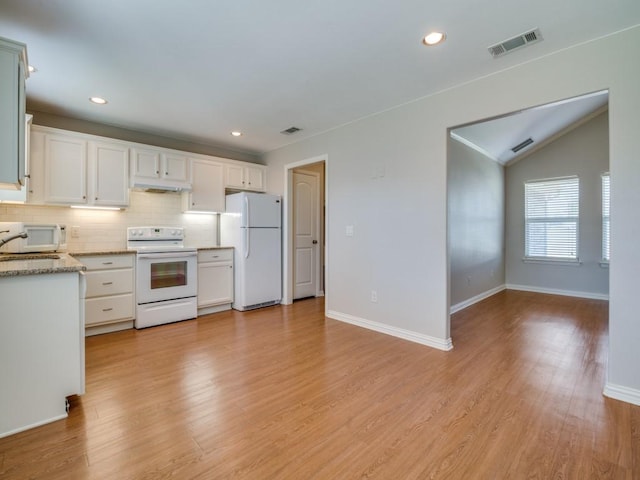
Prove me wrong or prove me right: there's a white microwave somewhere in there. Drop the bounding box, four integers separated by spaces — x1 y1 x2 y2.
0 222 66 253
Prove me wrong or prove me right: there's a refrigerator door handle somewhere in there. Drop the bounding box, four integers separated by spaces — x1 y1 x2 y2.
244 195 250 228
244 228 250 259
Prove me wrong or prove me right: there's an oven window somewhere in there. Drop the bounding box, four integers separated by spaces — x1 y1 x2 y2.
150 261 188 289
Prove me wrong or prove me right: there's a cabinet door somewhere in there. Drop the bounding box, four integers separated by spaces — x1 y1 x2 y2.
225 164 245 189
44 134 87 204
188 159 224 212
26 129 45 204
131 148 161 180
92 142 129 206
0 39 27 189
162 153 188 181
198 262 233 307
246 166 265 191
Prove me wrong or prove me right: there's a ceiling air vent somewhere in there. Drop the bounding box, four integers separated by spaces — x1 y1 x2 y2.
511 137 534 153
488 28 542 58
280 126 302 135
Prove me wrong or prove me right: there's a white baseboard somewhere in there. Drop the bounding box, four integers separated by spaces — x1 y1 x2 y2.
326 310 453 351
506 284 609 301
603 382 640 406
0 412 68 439
450 284 506 314
85 320 134 337
198 303 232 316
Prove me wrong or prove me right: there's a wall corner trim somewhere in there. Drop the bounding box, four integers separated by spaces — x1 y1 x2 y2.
326 310 453 351
603 382 640 407
450 284 506 314
505 284 609 301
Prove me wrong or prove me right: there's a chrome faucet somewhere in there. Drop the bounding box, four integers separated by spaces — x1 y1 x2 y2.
0 231 28 247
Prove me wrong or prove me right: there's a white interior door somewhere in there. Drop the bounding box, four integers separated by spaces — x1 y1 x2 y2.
293 171 319 299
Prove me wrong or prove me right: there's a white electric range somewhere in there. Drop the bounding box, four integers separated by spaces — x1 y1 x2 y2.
127 226 197 329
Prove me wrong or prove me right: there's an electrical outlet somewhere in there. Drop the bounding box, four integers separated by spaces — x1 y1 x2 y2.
345 225 354 237
371 290 378 303
71 226 80 238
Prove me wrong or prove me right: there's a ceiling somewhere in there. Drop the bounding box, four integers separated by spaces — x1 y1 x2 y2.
451 90 609 165
1 1 639 156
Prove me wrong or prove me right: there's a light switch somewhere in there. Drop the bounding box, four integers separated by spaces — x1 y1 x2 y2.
345 225 354 237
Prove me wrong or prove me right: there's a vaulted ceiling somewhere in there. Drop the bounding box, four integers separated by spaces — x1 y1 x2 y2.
1 1 638 156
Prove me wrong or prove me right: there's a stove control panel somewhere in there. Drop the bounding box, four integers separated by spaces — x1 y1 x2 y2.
127 226 185 241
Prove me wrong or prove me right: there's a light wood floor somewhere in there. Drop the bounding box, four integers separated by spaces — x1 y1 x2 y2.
1 291 638 479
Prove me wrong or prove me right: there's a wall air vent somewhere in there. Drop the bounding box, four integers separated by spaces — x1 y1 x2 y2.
511 137 534 153
488 28 543 58
280 126 302 135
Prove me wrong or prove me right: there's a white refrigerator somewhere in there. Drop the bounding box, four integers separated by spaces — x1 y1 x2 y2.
220 192 282 311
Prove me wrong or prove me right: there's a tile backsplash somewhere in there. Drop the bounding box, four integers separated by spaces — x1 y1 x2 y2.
0 191 217 252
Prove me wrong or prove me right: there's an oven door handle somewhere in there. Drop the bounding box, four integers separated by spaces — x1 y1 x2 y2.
137 252 197 259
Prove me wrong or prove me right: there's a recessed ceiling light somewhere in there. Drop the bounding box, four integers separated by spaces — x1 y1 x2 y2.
423 31 446 46
89 96 108 105
28 65 37 73
231 131 242 137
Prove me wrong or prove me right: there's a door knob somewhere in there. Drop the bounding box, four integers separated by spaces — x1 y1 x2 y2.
312 240 318 244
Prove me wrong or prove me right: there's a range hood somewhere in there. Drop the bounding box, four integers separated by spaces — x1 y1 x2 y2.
130 182 190 193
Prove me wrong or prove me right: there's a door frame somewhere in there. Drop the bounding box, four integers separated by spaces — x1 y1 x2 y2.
282 154 328 308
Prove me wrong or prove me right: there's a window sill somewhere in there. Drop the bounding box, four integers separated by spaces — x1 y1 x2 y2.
522 257 581 267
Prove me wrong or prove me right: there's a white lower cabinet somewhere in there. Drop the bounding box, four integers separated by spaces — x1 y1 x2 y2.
197 248 233 315
81 253 135 335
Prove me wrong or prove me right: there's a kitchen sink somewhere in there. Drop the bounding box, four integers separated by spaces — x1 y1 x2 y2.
0 254 61 262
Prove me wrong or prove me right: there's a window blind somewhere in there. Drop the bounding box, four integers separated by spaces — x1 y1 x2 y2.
602 173 610 262
524 176 579 260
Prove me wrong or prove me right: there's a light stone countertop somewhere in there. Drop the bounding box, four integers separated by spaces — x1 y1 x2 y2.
0 253 86 277
69 250 133 257
0 246 234 277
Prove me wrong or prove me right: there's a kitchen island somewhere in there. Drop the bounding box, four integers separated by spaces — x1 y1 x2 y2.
0 253 85 438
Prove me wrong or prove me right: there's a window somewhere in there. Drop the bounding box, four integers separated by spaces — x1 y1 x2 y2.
524 176 579 261
602 173 610 262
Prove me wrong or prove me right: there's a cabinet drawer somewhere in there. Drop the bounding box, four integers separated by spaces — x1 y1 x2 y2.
198 249 233 263
85 294 134 326
85 269 133 297
81 254 134 270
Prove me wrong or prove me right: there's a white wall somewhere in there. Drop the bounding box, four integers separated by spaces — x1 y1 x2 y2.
448 138 505 308
505 111 609 298
264 26 640 403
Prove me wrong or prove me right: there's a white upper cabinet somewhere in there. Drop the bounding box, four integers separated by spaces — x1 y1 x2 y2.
130 148 159 179
0 37 28 190
91 142 129 207
33 127 129 207
224 163 266 192
130 148 190 190
182 158 225 213
44 134 88 204
163 153 189 182
26 125 266 205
